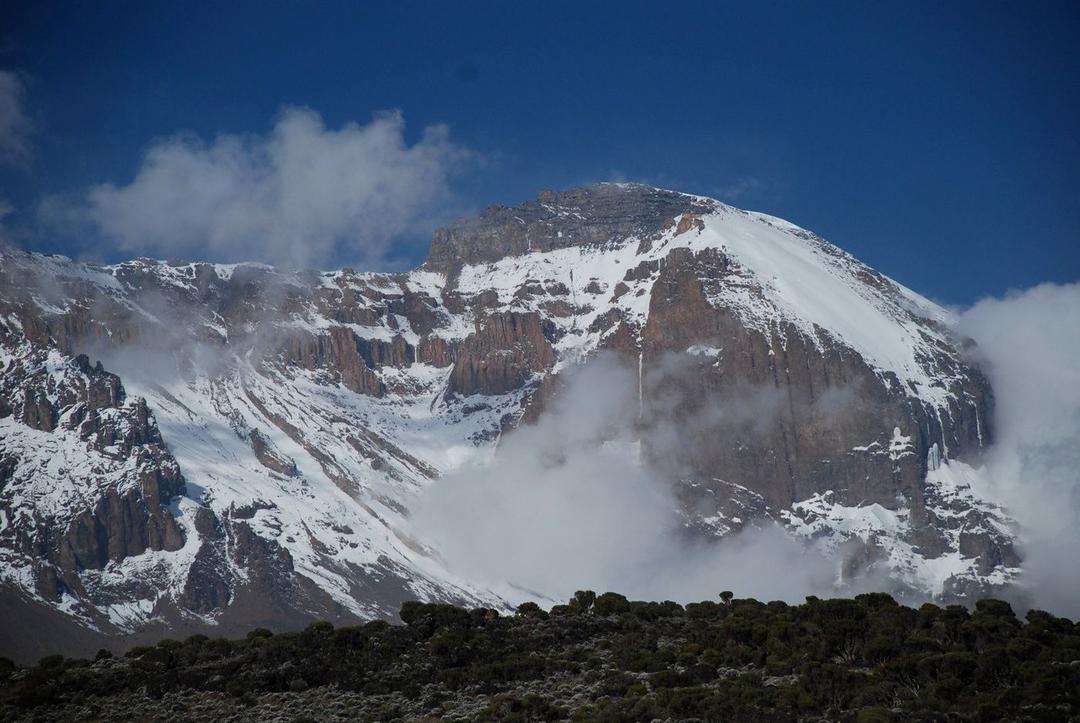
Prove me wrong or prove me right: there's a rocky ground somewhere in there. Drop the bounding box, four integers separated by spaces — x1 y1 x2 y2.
2 592 1077 722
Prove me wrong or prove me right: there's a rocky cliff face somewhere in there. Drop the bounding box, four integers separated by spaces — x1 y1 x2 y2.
0 323 182 604
426 185 714 270
0 184 1018 659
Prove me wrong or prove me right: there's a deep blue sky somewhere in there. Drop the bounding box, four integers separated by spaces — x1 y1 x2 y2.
2 1 1078 304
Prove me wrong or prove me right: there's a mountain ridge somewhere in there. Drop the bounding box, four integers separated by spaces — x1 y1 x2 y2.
0 183 1018 661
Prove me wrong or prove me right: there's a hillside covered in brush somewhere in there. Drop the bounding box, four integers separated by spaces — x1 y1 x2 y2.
1 593 1077 722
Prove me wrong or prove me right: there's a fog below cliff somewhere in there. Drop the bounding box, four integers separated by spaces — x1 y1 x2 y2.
416 284 1080 616
413 357 875 606
957 282 1080 617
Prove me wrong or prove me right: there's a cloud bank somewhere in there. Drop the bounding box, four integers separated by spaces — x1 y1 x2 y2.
42 108 468 268
957 282 1080 617
413 357 846 606
416 284 1080 615
0 70 32 167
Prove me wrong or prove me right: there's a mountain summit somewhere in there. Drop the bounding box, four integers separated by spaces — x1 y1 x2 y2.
425 184 715 268
0 184 1016 660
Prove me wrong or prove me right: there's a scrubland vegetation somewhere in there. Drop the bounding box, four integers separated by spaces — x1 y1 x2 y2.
2 592 1078 721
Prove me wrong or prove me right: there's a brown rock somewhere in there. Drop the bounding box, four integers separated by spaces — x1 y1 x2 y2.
674 213 705 236
416 335 455 367
249 429 300 477
426 184 717 271
447 312 555 396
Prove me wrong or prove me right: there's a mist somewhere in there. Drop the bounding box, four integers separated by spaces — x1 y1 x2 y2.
956 282 1080 617
415 281 1080 613
412 356 846 606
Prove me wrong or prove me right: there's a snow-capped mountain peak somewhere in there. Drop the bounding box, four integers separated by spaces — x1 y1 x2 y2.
0 184 1016 659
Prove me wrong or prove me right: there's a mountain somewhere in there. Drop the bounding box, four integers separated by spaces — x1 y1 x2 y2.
0 183 1018 661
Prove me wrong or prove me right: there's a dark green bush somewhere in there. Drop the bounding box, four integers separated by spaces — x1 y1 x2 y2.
594 591 631 616
2 592 1078 721
515 601 548 619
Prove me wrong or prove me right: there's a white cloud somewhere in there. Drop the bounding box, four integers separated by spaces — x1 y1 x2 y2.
412 356 843 605
43 108 469 268
956 283 1080 616
0 70 32 167
415 286 1080 613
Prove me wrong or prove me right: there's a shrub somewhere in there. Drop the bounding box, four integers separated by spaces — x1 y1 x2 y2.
855 592 898 610
515 601 548 619
399 601 471 634
856 706 895 722
974 599 1016 621
685 600 722 619
5 591 1079 720
303 620 335 638
650 669 692 688
37 655 64 669
593 592 630 616
570 590 596 613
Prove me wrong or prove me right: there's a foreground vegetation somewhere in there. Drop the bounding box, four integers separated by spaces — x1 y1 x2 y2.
1 592 1078 721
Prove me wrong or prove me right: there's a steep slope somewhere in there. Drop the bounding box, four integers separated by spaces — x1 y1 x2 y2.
0 258 504 660
0 184 1017 657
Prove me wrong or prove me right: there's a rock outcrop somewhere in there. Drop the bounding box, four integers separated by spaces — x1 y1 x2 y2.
426 184 714 271
0 328 188 608
447 312 555 397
